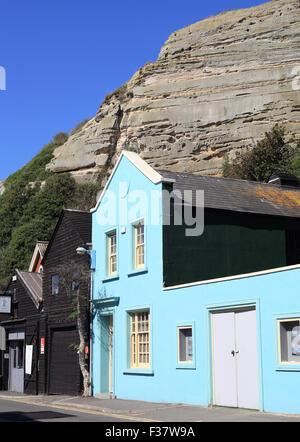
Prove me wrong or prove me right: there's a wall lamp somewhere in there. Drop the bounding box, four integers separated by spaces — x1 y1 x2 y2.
76 245 96 270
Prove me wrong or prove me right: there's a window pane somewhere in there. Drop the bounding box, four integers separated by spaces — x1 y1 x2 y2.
18 342 24 369
179 327 193 362
134 223 145 268
72 271 79 291
13 348 17 368
52 275 59 295
108 232 117 275
280 320 300 363
130 310 150 368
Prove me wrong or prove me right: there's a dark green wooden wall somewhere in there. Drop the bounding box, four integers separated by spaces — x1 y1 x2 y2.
163 206 300 287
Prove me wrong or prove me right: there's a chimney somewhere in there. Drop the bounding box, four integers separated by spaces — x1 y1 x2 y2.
268 172 300 188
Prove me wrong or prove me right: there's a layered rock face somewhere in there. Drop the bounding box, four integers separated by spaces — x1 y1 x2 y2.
47 0 300 184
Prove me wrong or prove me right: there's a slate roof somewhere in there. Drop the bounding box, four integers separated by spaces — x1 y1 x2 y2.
15 269 43 309
158 170 300 219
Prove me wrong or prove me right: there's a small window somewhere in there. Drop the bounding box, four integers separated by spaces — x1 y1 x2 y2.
13 342 24 369
130 310 150 368
18 342 24 369
107 231 117 276
178 326 193 363
52 274 59 295
278 318 300 364
72 271 80 291
134 222 144 269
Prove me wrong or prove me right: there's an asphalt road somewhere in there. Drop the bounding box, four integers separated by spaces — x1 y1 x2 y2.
0 397 133 422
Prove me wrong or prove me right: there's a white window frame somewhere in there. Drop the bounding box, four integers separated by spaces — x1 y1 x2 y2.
106 230 117 276
176 321 196 369
277 317 300 365
130 310 150 369
133 221 145 270
177 326 193 364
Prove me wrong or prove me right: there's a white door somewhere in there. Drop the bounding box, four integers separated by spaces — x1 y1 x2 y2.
212 308 259 409
9 340 24 393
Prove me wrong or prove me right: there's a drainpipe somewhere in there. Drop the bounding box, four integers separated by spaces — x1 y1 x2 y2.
89 250 96 397
89 259 94 396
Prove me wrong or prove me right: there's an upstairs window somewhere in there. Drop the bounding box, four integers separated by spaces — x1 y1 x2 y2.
107 231 117 276
52 274 59 295
134 222 145 269
72 271 80 291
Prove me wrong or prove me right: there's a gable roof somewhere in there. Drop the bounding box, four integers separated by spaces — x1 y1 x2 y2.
158 170 300 218
28 241 49 272
15 269 43 309
41 209 92 265
91 150 175 212
91 150 300 219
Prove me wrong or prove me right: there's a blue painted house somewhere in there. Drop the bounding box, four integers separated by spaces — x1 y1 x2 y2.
91 150 300 415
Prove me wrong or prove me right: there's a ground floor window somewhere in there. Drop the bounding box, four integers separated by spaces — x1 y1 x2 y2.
278 318 300 364
178 326 193 363
130 310 150 368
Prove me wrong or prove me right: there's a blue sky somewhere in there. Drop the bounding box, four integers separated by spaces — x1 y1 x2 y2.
0 0 267 180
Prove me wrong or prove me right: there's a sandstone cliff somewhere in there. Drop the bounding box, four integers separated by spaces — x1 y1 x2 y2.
47 0 300 184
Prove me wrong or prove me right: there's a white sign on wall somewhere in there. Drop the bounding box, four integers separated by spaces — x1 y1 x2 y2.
0 296 11 314
25 345 33 375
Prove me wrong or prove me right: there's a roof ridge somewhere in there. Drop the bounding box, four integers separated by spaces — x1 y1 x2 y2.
157 169 300 191
15 269 43 309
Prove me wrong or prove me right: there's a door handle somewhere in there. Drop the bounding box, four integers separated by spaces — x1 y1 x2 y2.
231 350 239 356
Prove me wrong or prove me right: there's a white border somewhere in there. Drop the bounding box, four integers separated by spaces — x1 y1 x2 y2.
91 150 174 213
163 264 300 291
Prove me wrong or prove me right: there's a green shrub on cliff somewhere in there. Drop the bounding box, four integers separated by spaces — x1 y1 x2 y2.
0 134 100 290
223 125 300 182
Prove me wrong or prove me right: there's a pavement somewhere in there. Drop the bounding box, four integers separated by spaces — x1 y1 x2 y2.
1 391 300 422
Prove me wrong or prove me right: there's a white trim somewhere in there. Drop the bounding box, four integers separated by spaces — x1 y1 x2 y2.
28 242 48 272
123 151 164 185
163 264 300 291
90 150 174 213
28 244 41 272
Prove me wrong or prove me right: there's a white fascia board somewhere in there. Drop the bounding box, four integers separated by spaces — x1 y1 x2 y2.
90 150 174 213
122 151 163 184
28 244 40 272
163 263 300 291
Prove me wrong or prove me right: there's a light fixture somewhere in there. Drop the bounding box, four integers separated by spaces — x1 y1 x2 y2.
76 245 96 270
76 247 89 255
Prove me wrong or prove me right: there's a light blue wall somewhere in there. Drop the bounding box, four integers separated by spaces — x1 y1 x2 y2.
92 154 300 415
92 155 164 396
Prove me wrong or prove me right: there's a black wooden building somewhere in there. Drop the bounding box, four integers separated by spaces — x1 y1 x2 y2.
0 209 92 396
40 209 92 395
0 269 44 394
